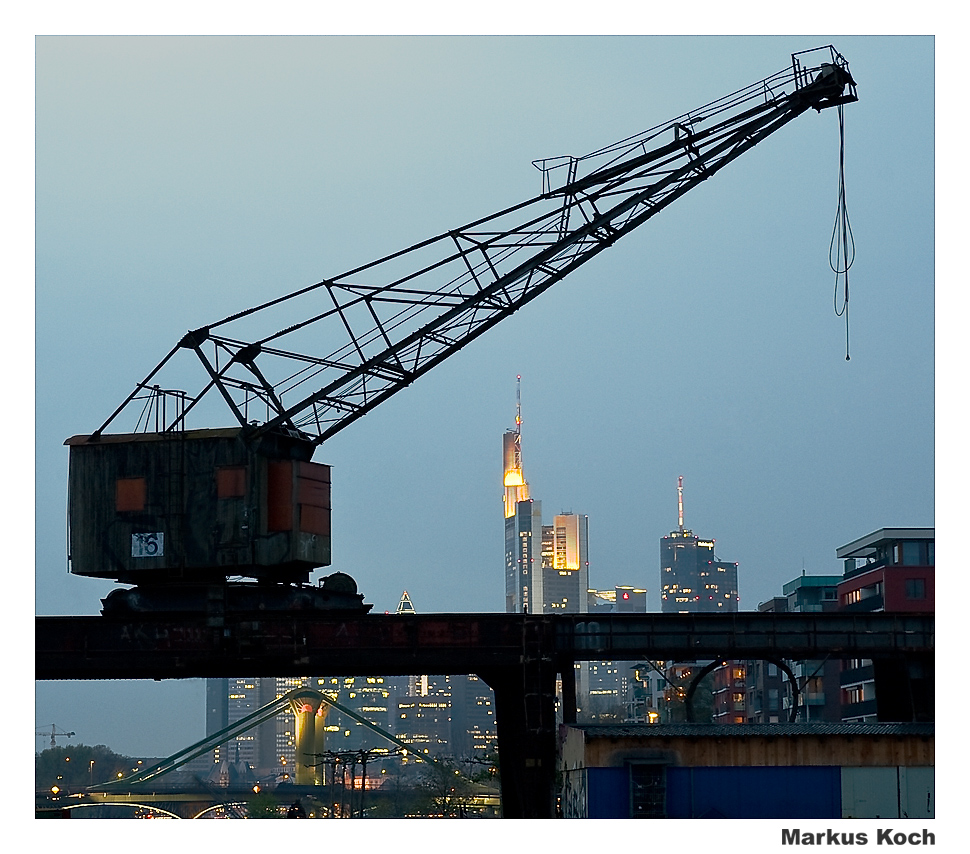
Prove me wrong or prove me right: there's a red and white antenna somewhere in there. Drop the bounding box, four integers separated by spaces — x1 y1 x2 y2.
515 375 522 434
677 475 685 531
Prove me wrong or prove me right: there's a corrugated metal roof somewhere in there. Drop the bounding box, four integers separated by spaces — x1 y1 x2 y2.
570 722 934 739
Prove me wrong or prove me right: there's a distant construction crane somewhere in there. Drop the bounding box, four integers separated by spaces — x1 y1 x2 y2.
37 724 75 748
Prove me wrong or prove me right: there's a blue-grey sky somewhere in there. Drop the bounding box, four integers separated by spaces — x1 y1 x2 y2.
32 35 935 759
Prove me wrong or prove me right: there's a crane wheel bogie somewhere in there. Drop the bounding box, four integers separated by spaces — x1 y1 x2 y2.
100 574 372 617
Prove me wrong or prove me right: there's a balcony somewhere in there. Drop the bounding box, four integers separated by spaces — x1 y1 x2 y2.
841 698 878 720
841 595 884 613
842 557 889 580
840 664 875 687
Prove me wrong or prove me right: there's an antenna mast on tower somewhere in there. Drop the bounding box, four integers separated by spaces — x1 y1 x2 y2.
677 476 685 532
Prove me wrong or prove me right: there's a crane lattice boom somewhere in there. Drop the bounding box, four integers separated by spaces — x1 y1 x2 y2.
93 47 856 447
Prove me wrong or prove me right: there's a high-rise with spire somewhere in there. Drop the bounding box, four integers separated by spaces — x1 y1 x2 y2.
660 476 739 613
503 375 530 517
504 376 540 613
503 377 588 614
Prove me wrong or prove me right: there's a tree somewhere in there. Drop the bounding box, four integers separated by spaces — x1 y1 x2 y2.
246 791 283 818
417 756 476 817
662 669 716 723
36 744 137 794
465 751 500 786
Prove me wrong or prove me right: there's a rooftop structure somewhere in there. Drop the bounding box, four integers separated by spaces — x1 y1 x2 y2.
836 527 935 563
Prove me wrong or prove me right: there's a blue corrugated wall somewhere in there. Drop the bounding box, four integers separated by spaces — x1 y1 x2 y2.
586 767 630 818
586 765 843 818
664 766 842 818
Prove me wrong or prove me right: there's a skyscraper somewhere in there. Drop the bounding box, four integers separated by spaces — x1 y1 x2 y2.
660 477 739 613
585 587 651 723
501 378 600 723
396 590 416 615
204 676 264 770
656 477 740 723
543 513 589 612
502 375 529 519
504 377 537 613
503 378 589 615
505 498 543 614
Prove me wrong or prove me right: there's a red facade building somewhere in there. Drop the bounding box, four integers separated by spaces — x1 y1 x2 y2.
836 528 934 722
837 529 934 614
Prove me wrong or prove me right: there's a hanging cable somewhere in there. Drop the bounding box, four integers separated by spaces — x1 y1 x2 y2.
829 103 855 360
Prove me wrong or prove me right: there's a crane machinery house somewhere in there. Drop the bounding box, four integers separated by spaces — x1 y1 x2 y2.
65 428 337 604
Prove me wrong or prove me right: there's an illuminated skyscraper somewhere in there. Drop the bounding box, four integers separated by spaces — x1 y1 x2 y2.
504 376 538 613
503 378 589 614
584 587 650 723
660 477 739 613
202 675 307 777
503 376 529 517
657 477 740 723
541 513 589 613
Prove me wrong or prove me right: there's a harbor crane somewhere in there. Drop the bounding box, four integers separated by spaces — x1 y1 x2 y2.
64 46 856 613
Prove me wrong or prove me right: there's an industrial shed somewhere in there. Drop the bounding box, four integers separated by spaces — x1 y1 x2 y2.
558 722 934 819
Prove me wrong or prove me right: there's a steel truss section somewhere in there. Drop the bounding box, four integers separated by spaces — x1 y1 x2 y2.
92 47 855 444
